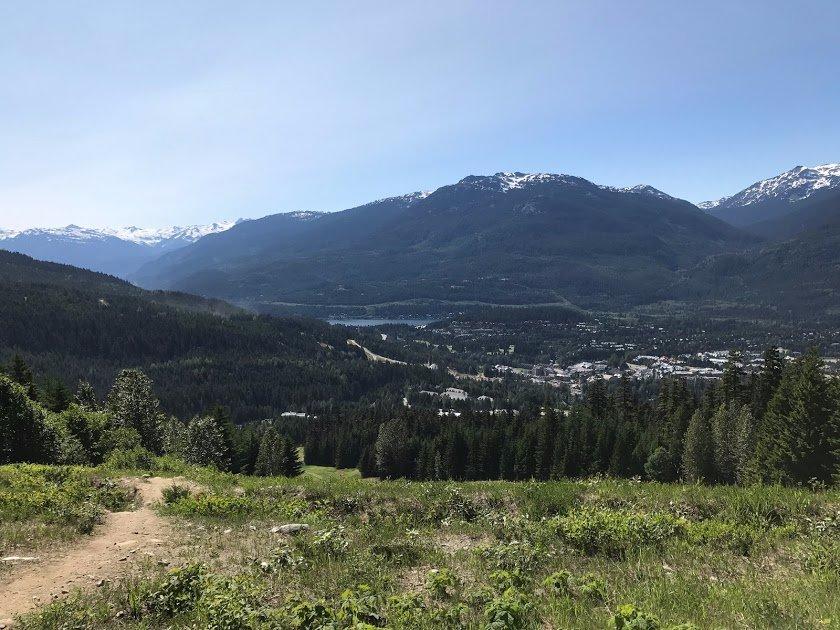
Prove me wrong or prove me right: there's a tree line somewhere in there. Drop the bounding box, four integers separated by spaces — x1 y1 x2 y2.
0 356 302 477
306 348 840 486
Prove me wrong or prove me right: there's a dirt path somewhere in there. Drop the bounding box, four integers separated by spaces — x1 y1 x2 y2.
0 476 184 626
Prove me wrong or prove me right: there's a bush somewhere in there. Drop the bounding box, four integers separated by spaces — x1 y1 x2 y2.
552 508 685 557
104 447 156 471
162 483 191 504
611 604 661 630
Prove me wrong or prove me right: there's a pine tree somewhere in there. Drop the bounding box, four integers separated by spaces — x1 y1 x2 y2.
720 351 744 405
107 369 164 454
8 354 37 400
74 380 99 410
751 347 785 420
183 416 230 470
733 405 755 485
0 374 53 463
751 351 839 484
281 437 303 477
711 404 738 484
254 426 283 476
682 409 715 483
42 378 72 413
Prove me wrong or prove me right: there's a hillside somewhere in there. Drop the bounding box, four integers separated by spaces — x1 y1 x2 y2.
701 163 840 228
134 173 750 310
747 188 840 240
0 221 237 278
0 251 426 422
5 464 839 629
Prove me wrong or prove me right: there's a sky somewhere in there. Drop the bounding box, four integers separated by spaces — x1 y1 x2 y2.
1 1 839 230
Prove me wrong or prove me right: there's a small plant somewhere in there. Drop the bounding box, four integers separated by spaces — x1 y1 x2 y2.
162 483 191 504
483 587 532 630
146 563 206 616
426 567 459 599
542 570 573 595
611 604 661 629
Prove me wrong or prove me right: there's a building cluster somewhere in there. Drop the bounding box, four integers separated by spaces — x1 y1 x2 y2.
494 348 825 396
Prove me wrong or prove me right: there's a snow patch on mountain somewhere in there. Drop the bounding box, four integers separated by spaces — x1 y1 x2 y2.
701 163 840 210
0 221 240 246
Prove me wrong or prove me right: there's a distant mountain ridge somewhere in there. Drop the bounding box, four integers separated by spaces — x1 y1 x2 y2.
0 220 239 277
133 171 750 310
700 163 840 227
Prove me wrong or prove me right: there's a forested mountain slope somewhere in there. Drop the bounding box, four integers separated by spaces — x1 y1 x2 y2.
134 173 751 310
0 251 428 422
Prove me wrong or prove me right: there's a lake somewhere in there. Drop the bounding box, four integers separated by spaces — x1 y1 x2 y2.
325 318 437 327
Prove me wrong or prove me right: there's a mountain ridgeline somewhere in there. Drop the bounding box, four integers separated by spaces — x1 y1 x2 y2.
5 165 840 318
132 173 751 310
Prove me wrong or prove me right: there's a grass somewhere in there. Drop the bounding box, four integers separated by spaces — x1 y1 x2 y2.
6 462 840 629
0 464 131 554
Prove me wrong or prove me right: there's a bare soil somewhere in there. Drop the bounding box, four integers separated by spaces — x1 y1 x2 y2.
0 476 185 626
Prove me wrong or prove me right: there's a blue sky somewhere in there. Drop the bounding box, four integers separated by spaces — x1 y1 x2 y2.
1 1 839 230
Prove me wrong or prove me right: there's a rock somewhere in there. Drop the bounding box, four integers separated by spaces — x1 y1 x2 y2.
270 523 310 535
96 579 106 587
157 559 170 566
223 528 232 535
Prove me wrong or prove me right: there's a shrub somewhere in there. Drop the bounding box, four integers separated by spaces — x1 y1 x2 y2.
426 567 459 599
552 508 685 557
104 446 156 471
483 587 532 630
162 483 191 504
611 604 661 630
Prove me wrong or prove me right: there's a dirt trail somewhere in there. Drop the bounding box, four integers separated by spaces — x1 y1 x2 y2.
0 476 185 626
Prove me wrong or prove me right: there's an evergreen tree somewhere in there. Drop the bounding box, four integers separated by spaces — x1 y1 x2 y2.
733 405 756 485
183 416 231 470
375 418 415 479
107 369 164 454
682 409 715 482
0 374 55 463
254 426 283 476
751 347 785 420
711 404 738 484
720 351 744 405
280 437 303 477
74 380 99 410
42 378 72 413
751 352 839 484
8 354 37 400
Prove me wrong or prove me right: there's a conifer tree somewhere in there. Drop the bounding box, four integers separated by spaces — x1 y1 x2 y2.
280 437 303 477
751 351 839 484
107 369 164 454
74 380 99 410
183 416 230 470
733 405 756 485
682 409 715 482
720 351 744 405
254 426 283 476
8 354 37 400
711 404 738 484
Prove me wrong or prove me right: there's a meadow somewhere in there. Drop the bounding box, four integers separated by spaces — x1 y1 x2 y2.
3 461 839 629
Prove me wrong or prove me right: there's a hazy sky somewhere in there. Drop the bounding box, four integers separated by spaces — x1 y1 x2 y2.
1 1 839 229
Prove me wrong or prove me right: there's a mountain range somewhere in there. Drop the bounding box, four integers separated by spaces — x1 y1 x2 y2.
3 164 840 318
0 221 237 278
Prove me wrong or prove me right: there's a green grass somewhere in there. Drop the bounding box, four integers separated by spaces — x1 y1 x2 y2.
0 464 131 554
9 464 840 629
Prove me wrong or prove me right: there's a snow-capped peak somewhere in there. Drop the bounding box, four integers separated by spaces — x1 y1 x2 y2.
700 163 840 210
0 221 240 246
457 172 586 192
599 184 674 200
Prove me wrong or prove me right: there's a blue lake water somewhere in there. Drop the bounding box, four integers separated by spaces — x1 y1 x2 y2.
325 318 437 327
